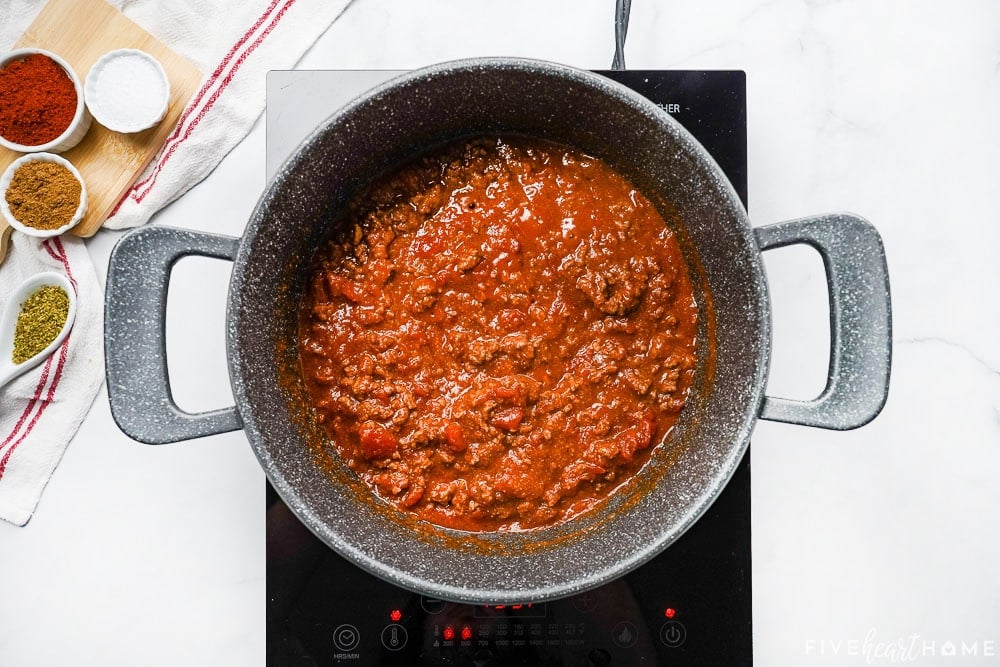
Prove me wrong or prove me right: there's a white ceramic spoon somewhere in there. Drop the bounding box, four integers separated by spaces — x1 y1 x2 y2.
0 272 77 390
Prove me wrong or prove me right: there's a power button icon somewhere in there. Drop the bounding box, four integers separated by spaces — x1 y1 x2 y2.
659 621 687 648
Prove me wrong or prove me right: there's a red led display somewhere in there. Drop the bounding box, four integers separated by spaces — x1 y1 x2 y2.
665 607 677 619
443 626 455 641
461 626 473 641
489 603 532 611
475 602 546 618
390 609 402 622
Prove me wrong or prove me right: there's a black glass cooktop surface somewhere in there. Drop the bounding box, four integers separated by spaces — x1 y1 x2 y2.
266 69 750 667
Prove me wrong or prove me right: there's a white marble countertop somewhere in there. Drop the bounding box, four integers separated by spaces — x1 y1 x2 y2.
3 1 999 665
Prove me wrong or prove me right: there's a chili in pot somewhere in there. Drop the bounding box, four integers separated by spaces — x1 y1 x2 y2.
298 137 699 531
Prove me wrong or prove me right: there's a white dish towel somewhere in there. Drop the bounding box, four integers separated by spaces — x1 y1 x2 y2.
0 0 353 525
0 235 103 526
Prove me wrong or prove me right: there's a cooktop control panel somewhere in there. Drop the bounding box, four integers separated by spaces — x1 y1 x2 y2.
303 592 689 665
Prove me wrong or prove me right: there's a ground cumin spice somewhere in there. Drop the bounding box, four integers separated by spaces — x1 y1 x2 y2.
4 161 82 230
0 54 77 146
12 285 69 364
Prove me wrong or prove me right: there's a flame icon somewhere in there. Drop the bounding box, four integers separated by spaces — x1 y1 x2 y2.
613 622 638 647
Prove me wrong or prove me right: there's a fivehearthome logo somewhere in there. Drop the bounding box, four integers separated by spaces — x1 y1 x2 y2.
805 629 998 662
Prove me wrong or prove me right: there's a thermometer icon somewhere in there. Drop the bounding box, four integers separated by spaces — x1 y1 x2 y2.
381 623 408 651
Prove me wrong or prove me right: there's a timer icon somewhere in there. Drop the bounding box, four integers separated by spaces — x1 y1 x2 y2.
333 624 360 651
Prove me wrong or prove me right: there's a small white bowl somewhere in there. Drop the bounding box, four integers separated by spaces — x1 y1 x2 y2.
0 271 77 390
0 48 92 153
85 49 170 133
0 152 88 237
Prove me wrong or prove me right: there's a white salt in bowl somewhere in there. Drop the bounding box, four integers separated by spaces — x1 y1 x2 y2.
84 49 170 133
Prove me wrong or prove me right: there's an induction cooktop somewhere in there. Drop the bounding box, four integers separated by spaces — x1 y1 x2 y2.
265 69 750 666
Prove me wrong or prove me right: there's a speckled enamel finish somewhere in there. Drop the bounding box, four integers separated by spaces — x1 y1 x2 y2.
105 58 891 604
234 58 768 603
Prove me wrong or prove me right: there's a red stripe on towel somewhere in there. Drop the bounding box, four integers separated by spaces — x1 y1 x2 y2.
110 0 296 216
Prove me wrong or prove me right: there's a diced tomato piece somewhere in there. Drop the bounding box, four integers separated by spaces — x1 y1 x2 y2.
491 407 524 431
619 411 656 461
444 422 467 452
402 484 424 507
358 421 398 459
339 280 364 303
409 231 445 260
492 384 524 403
561 461 606 489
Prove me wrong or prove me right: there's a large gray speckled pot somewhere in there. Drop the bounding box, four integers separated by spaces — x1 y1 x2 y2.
104 58 891 604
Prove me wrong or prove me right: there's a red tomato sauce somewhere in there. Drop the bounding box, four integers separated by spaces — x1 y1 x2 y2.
298 137 699 531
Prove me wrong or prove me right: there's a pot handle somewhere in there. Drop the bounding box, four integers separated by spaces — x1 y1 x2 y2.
105 225 243 444
755 213 891 430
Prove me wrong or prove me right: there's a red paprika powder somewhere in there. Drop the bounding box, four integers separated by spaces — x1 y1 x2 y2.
0 54 78 146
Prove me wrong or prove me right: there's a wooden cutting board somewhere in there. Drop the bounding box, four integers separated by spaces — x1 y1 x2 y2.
0 0 202 251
